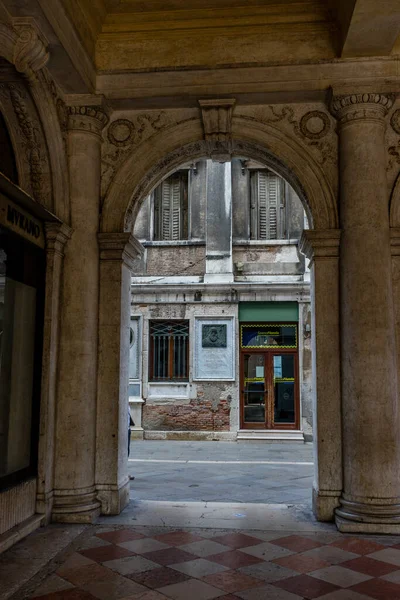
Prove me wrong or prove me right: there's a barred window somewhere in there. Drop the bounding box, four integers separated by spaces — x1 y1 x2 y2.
149 321 189 381
250 170 286 240
153 172 188 240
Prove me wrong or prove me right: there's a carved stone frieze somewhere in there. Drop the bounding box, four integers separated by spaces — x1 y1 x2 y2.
67 105 109 134
199 99 236 160
13 19 49 79
0 82 51 205
330 93 395 123
101 111 185 200
237 105 336 167
107 113 169 148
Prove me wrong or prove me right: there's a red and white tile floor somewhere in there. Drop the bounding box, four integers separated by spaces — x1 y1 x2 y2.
28 526 400 600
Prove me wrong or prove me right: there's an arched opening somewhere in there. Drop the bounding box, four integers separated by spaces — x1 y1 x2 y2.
126 153 315 517
97 126 340 525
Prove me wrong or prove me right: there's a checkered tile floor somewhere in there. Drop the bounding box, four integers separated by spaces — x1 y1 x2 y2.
30 527 400 599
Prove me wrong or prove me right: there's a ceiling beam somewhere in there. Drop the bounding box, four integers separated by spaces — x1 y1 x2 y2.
333 0 400 57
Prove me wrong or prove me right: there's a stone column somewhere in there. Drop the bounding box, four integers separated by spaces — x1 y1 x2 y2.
36 223 72 523
331 93 400 533
204 160 233 282
391 229 400 415
52 100 109 523
96 233 143 515
300 230 342 521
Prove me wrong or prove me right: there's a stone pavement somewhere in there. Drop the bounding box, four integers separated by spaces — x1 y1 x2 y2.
128 441 314 505
9 523 400 600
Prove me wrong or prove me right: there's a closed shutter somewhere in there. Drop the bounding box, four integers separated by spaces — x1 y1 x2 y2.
251 171 285 240
154 174 185 240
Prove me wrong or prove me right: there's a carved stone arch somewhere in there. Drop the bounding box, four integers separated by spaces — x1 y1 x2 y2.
101 115 337 233
0 77 52 208
390 171 400 227
0 21 69 222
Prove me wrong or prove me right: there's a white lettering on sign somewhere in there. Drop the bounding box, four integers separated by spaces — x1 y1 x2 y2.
7 205 41 239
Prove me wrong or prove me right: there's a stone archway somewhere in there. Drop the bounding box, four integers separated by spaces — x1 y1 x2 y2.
97 116 341 522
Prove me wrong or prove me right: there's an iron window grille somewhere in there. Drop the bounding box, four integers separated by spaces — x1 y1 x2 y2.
149 320 189 381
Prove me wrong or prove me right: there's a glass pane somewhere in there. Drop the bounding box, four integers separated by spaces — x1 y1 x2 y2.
241 324 297 349
0 246 36 478
243 353 265 423
273 354 295 424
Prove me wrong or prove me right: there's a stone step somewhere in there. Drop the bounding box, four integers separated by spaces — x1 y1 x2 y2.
237 429 305 442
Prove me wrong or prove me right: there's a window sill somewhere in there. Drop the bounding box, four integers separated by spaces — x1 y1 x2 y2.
140 240 205 247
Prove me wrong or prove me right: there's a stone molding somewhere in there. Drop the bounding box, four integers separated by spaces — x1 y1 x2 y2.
390 227 400 256
299 229 341 262
45 222 72 257
330 92 395 123
199 98 236 161
98 232 143 270
67 101 110 134
12 18 49 79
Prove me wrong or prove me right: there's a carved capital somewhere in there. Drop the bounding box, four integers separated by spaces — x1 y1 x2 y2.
66 97 110 134
330 92 395 124
199 99 236 161
45 222 72 256
98 232 143 270
300 229 341 264
13 19 49 79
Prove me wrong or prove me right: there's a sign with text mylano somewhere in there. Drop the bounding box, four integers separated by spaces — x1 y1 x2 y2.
0 192 45 248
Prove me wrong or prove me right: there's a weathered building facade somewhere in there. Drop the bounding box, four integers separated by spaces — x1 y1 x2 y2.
1 0 400 552
130 160 313 441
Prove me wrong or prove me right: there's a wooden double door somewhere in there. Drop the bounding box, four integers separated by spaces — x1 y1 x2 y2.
240 350 299 429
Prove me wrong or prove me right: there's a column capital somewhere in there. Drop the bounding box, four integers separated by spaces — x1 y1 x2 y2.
66 95 110 134
330 92 395 124
299 229 341 263
45 222 72 256
98 232 143 270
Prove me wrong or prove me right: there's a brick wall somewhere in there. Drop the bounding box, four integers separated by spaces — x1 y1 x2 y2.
143 399 230 431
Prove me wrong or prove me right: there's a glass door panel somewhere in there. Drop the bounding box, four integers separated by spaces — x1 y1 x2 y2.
273 354 295 425
242 353 267 425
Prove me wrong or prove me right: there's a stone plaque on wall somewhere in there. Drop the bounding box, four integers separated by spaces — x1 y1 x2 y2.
195 318 234 380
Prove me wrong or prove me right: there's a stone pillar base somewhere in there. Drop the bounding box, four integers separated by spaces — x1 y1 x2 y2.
36 490 54 525
335 497 400 534
52 489 101 523
97 478 130 516
313 487 340 522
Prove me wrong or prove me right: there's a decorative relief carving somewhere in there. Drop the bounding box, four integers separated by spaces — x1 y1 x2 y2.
237 105 336 166
330 93 395 122
13 21 49 79
101 111 174 199
199 99 236 161
391 109 400 135
299 111 330 140
108 113 168 148
202 324 227 348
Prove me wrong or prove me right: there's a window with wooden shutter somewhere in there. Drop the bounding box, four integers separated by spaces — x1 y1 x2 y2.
153 172 188 240
250 170 286 240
